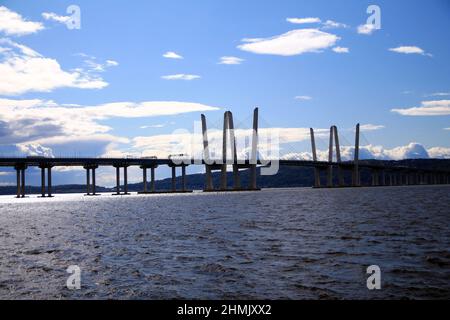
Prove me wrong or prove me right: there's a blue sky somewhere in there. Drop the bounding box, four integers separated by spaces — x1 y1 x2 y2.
0 0 449 185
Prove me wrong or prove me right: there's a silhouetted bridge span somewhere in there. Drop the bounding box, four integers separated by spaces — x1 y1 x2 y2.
1 108 449 198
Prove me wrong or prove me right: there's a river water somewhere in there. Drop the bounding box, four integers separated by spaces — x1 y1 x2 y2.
0 186 449 299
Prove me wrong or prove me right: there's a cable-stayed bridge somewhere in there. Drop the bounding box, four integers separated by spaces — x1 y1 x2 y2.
1 108 449 198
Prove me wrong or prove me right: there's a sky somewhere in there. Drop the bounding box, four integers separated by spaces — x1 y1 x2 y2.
0 0 449 186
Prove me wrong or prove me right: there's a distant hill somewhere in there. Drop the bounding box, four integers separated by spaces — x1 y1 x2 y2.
0 159 449 195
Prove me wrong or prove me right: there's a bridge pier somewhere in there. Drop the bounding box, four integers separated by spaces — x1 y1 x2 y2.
37 164 53 197
113 165 130 195
84 165 98 196
139 165 159 194
166 163 190 193
14 164 27 198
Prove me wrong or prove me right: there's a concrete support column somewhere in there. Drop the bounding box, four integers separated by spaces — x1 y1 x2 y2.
115 166 120 194
182 166 186 192
20 168 25 197
47 167 52 197
381 171 386 186
151 167 155 192
92 168 96 195
86 168 91 195
389 173 393 186
16 168 21 198
123 166 128 194
41 167 46 197
171 166 176 192
143 167 147 193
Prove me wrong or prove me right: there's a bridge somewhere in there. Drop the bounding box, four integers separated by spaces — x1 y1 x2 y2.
1 108 449 198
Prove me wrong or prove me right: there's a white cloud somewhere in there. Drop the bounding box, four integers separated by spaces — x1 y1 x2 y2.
131 127 325 159
286 17 321 24
161 74 200 80
322 20 348 29
0 6 44 36
0 98 220 152
294 95 312 101
218 56 244 65
357 24 376 35
444 127 450 131
425 92 450 97
16 143 54 157
283 143 446 161
140 124 166 129
0 38 110 95
428 147 450 159
237 29 339 56
391 100 450 116
106 59 119 67
360 124 385 131
81 55 119 72
163 51 183 59
389 46 431 56
42 12 70 24
332 46 349 53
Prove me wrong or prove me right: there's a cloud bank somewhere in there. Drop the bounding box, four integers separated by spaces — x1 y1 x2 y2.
0 39 111 95
0 6 44 36
392 100 450 116
238 29 339 56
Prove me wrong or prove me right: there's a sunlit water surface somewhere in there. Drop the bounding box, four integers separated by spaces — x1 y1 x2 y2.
0 186 449 299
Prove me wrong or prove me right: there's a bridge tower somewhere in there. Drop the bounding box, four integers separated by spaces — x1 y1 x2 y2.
309 128 321 188
249 107 259 190
326 125 344 187
201 107 259 192
352 123 360 187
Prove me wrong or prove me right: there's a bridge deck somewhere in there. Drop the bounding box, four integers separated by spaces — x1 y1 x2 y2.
0 157 446 173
